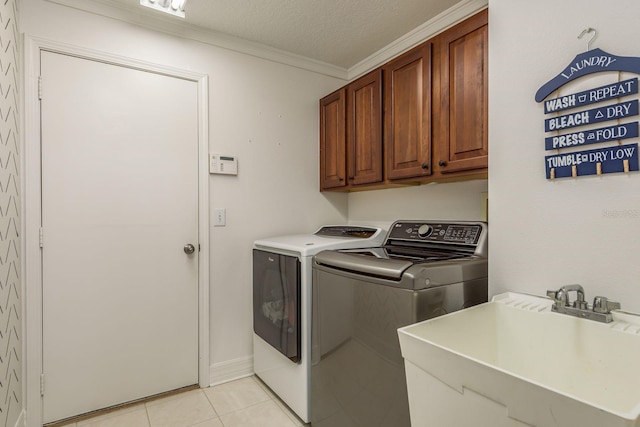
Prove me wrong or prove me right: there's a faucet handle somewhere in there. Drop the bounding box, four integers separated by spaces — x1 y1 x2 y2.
593 296 621 314
546 290 563 305
547 288 569 306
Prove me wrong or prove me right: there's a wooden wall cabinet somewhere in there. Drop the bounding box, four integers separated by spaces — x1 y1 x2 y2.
319 88 346 190
383 43 432 181
433 9 488 176
347 69 383 186
320 70 383 191
319 9 488 191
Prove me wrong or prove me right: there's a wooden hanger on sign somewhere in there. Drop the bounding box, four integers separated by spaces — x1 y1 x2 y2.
535 28 640 102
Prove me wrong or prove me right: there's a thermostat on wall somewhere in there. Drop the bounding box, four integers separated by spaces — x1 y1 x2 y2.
209 153 238 175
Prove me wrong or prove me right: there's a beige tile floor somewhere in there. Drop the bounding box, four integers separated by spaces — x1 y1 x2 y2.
58 376 308 427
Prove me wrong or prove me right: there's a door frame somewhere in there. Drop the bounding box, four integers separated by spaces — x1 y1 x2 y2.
23 35 210 426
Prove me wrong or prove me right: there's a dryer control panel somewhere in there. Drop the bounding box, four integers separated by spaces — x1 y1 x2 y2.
315 226 378 238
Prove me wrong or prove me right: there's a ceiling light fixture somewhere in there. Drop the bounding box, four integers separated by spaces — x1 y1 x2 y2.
140 0 187 19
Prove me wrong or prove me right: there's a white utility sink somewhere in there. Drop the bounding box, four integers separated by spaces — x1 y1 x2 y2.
398 292 640 427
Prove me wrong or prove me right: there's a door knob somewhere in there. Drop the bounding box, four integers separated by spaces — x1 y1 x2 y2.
184 243 196 254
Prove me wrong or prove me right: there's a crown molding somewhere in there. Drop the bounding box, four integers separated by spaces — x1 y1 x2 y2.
44 0 350 79
44 0 488 82
347 0 488 80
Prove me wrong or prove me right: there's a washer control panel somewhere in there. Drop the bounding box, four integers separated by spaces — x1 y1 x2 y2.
387 221 482 245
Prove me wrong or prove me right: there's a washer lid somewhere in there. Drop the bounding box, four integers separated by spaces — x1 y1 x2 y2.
314 249 413 279
253 226 386 257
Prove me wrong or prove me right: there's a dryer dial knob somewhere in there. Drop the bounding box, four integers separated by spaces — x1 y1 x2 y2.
418 224 433 238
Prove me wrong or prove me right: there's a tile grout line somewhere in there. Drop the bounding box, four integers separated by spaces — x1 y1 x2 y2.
209 392 294 426
252 377 305 426
214 397 274 419
144 402 152 427
66 376 301 427
147 388 223 427
200 388 224 426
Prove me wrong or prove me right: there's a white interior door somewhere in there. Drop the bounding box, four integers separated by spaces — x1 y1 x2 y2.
40 51 200 423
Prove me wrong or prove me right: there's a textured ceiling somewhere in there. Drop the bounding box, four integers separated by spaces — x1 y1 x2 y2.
118 0 462 69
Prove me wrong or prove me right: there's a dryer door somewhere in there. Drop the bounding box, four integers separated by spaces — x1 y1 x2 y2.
253 250 301 362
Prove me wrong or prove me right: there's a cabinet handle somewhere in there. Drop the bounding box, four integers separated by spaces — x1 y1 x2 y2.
349 176 354 180
439 160 447 167
421 163 429 170
338 177 344 182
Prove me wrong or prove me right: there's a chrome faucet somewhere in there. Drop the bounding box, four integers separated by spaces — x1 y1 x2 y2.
546 285 620 323
555 284 587 309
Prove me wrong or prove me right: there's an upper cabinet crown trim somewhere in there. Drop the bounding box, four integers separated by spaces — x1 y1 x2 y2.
348 0 488 80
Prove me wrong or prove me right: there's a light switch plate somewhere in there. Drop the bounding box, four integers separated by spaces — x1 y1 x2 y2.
213 208 226 226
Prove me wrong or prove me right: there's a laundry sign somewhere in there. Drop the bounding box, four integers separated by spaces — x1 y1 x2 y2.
536 49 640 102
545 143 639 179
545 122 639 150
536 41 640 180
543 78 638 114
544 99 638 132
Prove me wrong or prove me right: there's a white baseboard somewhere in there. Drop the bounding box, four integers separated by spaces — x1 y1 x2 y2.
209 356 254 387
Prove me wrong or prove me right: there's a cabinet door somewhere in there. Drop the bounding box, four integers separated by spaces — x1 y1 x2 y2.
347 69 383 186
384 43 432 180
319 88 347 190
435 9 488 174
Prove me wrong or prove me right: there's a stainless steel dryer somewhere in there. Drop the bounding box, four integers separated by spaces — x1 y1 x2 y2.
310 220 488 427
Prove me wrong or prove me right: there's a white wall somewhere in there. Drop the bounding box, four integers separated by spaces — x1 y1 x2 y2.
19 0 349 377
348 180 488 230
18 0 498 390
489 0 640 312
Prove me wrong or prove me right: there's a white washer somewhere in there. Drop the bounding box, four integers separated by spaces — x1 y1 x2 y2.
252 226 386 423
